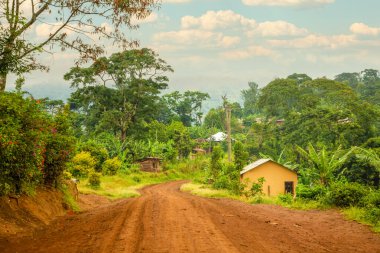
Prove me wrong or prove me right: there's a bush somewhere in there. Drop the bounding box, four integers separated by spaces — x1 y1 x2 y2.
296 184 327 200
243 177 265 198
277 193 293 204
88 172 101 187
363 191 380 208
71 152 96 177
0 92 75 195
213 174 229 189
132 176 141 183
77 140 109 172
364 208 380 226
329 182 368 207
102 157 122 175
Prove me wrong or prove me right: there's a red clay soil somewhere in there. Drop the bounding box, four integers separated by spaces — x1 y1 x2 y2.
1 181 380 253
0 187 67 237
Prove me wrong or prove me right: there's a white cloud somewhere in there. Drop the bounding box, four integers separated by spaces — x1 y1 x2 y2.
248 21 308 37
181 10 256 30
131 13 158 25
350 23 380 36
221 46 275 59
153 29 240 48
35 23 66 37
242 0 334 7
269 34 356 49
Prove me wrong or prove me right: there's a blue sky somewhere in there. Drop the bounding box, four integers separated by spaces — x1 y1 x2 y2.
7 0 380 103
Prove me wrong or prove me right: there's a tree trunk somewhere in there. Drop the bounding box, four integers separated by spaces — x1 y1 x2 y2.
0 72 6 92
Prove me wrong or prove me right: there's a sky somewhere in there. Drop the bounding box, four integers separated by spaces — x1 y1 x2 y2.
6 0 380 104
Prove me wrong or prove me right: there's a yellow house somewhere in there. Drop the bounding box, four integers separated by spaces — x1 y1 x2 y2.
240 159 298 196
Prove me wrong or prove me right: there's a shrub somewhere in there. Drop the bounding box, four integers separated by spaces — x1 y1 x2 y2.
88 172 101 187
77 140 109 172
132 176 141 183
102 157 122 175
43 108 76 186
364 208 380 226
277 193 293 204
329 182 368 207
363 191 380 208
71 152 96 177
0 93 75 195
296 184 327 200
243 177 265 197
213 174 229 189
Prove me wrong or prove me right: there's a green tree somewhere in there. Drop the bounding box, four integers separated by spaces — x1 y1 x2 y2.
258 78 300 117
334 72 361 89
210 146 224 179
241 82 260 116
66 48 173 140
287 73 312 85
161 91 210 126
233 141 249 170
297 144 354 186
0 0 159 91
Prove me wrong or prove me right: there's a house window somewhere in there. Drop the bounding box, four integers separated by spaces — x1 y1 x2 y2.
285 181 294 195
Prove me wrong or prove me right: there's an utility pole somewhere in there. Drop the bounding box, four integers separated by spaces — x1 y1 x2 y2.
223 95 232 162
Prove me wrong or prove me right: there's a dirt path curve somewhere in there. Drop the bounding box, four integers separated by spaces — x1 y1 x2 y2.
1 180 380 253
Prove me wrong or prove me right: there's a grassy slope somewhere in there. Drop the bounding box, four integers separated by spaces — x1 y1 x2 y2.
78 170 185 199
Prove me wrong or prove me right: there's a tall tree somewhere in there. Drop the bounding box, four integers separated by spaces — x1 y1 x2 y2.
287 73 312 85
241 82 260 116
0 0 159 91
65 48 173 140
161 91 210 126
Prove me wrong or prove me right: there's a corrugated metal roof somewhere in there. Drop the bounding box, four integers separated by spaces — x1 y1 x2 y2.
240 159 297 175
240 159 272 175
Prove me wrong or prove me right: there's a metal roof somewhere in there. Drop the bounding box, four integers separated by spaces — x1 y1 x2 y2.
239 158 297 176
240 159 271 175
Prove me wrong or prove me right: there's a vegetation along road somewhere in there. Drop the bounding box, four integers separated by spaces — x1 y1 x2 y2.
2 181 380 253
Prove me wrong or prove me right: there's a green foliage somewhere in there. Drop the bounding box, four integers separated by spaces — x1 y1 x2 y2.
88 172 101 187
77 140 109 172
66 48 173 141
233 141 249 170
297 144 354 186
329 182 368 207
241 82 260 116
0 92 74 195
102 157 122 176
210 146 224 179
363 191 380 208
161 91 210 126
71 152 96 177
244 177 265 197
277 193 293 204
296 184 327 200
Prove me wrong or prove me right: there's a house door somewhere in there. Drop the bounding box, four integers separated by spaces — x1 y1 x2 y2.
285 181 294 195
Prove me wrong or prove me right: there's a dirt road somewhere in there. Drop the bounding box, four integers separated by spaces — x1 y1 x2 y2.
1 181 379 253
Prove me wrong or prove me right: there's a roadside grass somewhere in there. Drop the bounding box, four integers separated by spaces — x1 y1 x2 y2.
181 182 330 210
59 183 80 211
78 170 185 199
181 182 240 200
343 207 380 233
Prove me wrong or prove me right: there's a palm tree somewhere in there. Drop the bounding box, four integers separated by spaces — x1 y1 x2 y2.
296 144 355 186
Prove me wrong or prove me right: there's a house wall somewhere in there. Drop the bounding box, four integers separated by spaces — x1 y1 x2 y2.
241 162 298 196
140 160 161 172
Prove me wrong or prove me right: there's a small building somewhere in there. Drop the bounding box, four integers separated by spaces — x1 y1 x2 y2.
190 148 207 160
139 157 162 172
240 159 298 196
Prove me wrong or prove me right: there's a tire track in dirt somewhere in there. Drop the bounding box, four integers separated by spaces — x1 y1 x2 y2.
1 180 380 253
